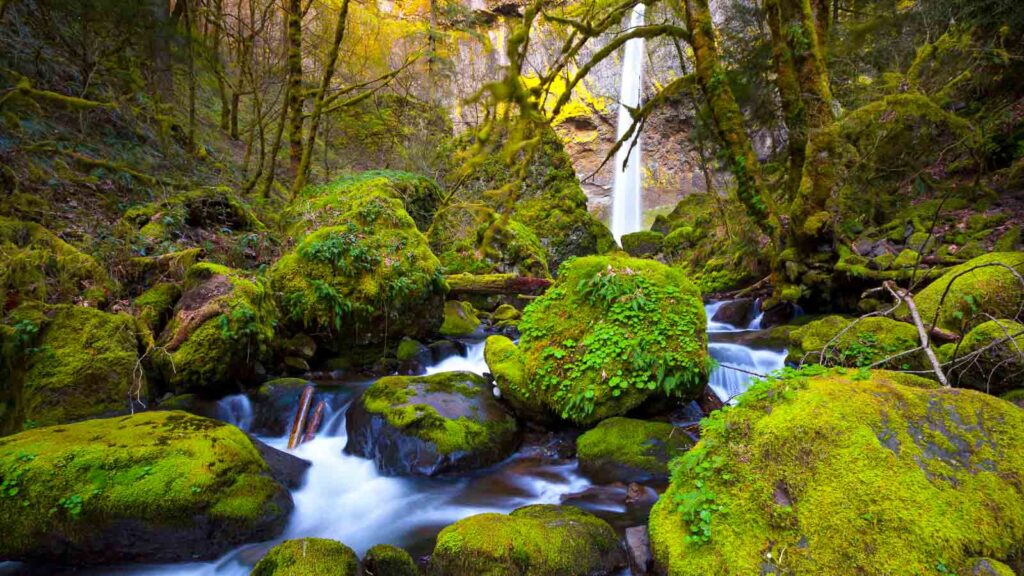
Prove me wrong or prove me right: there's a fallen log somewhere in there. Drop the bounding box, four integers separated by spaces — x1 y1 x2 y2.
445 273 551 296
302 401 326 443
287 385 315 449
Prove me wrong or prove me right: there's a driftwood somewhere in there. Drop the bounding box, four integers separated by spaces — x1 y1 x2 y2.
881 281 949 387
287 385 315 450
302 400 326 443
445 273 551 296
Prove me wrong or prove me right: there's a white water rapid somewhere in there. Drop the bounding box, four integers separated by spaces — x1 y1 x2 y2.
705 301 788 403
610 3 647 244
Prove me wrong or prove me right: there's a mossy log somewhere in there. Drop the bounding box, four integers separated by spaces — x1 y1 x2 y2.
445 273 551 297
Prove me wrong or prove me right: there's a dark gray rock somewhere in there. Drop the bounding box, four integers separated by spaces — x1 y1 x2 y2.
711 298 755 327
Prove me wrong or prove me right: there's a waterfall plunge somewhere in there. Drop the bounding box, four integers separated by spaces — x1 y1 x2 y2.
610 3 647 244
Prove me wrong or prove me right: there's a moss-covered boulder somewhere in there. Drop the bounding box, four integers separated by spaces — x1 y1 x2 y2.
251 538 359 576
345 371 518 476
153 263 276 393
270 172 446 348
942 319 1024 395
429 204 550 277
486 254 709 426
909 252 1024 333
0 216 113 307
363 544 418 576
18 305 144 430
785 315 924 370
448 125 614 271
0 411 293 564
431 504 626 575
621 230 664 258
577 417 693 485
133 281 182 345
440 300 481 337
648 368 1024 575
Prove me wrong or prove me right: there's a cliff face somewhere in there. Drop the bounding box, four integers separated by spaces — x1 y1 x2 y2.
441 2 720 226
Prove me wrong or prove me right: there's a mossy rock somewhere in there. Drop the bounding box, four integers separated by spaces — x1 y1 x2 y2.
397 336 429 362
0 411 292 564
345 371 518 476
648 368 1024 575
941 319 1024 395
0 216 113 307
621 230 664 258
133 281 182 338
153 263 276 393
429 204 550 277
488 254 709 426
491 304 522 323
270 173 446 348
449 125 614 271
786 315 925 371
1002 389 1024 409
251 378 314 436
908 252 1024 334
251 538 359 576
577 417 693 484
440 300 481 337
431 504 626 576
17 305 144 430
363 543 418 576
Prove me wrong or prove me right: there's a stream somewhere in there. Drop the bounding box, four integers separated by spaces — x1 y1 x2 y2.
0 301 786 575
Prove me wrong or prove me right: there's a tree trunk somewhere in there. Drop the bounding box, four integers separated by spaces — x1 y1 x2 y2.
285 0 304 175
763 0 808 199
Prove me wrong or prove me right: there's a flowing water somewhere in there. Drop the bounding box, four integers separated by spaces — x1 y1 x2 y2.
1 302 785 575
610 3 647 244
705 301 788 403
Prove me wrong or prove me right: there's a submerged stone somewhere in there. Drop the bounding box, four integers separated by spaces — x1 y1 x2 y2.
345 371 519 476
0 411 293 565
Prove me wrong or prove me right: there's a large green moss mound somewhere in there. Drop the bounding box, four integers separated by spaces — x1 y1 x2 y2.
786 315 925 370
577 417 693 484
941 319 1024 395
448 125 614 271
154 263 276 392
431 504 625 576
251 538 359 576
909 252 1024 333
486 254 709 426
0 411 292 564
0 216 113 308
345 371 519 476
19 305 144 429
428 204 550 277
270 172 446 346
648 367 1024 575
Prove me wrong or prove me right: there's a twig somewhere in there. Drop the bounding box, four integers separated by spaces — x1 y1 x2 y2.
882 281 948 386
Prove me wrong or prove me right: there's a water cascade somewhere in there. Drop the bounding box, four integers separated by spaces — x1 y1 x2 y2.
704 301 788 402
610 3 647 243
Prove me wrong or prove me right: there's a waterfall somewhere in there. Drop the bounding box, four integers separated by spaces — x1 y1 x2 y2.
610 3 647 244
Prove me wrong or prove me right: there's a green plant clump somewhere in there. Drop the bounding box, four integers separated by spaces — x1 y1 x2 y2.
487 254 709 426
648 367 1024 575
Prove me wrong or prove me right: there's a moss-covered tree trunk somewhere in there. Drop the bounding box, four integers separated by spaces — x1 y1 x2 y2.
291 0 351 196
681 0 779 244
285 0 304 175
763 0 807 199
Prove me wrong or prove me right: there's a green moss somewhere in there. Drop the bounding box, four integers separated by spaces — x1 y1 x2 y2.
504 254 709 426
361 371 516 456
133 282 181 336
0 216 114 307
910 252 1024 333
0 411 289 560
892 248 921 268
270 172 446 346
940 319 1024 394
396 337 427 362
429 205 550 277
431 504 623 576
440 300 481 336
251 538 358 576
491 304 522 323
362 544 418 576
621 230 665 258
154 264 276 392
649 368 1024 575
577 417 693 483
787 315 923 370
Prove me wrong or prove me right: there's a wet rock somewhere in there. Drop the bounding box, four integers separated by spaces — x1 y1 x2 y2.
251 378 314 436
711 298 754 327
396 336 432 375
431 504 626 576
250 436 311 489
251 538 358 576
577 417 693 485
345 371 519 476
428 339 467 363
283 356 310 373
281 333 316 360
441 300 482 337
759 301 796 329
0 412 293 565
698 386 725 415
625 526 653 575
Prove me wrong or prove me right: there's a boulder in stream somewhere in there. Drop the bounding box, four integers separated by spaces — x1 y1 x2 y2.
345 371 519 476
576 417 693 485
251 537 358 576
431 504 626 575
0 411 293 565
363 543 418 576
648 368 1024 575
